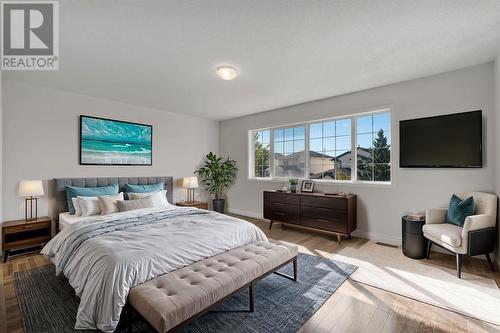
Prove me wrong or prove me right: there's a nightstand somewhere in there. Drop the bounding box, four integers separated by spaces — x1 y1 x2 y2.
2 216 52 263
176 201 209 210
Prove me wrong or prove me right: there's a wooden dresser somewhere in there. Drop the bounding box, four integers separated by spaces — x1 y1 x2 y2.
263 191 356 243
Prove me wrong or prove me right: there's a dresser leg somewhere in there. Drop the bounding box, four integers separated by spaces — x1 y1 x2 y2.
336 234 341 244
3 250 9 263
269 220 273 230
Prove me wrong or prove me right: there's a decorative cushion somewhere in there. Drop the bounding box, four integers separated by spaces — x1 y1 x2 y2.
117 196 155 212
66 184 119 214
78 197 101 217
446 194 475 227
98 193 125 215
128 190 171 207
125 182 164 194
423 223 463 248
72 197 82 216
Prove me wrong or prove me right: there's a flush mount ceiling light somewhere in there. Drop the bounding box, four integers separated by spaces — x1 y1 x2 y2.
216 65 239 80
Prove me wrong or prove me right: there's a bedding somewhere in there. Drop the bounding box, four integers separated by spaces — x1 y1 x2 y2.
66 184 119 214
125 182 163 193
42 207 267 332
59 212 93 230
98 192 125 215
77 196 101 216
117 196 155 211
128 190 172 207
71 197 83 216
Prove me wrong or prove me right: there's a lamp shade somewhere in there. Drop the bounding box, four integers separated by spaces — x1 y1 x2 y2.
182 177 198 189
19 180 44 197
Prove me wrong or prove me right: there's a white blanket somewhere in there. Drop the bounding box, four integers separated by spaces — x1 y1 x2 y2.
42 207 267 332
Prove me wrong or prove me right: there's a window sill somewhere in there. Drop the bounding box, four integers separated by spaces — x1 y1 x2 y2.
247 177 392 187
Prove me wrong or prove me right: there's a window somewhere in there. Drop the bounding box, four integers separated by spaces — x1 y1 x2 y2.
309 118 351 180
253 129 270 178
274 125 305 178
356 112 391 182
249 108 391 184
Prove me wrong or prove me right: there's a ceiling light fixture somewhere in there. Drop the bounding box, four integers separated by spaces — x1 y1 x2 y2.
216 65 239 80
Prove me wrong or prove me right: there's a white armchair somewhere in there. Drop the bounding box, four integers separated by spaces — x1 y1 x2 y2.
423 191 497 278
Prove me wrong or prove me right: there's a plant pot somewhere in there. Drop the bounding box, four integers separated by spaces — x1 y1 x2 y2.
290 185 297 193
212 199 225 213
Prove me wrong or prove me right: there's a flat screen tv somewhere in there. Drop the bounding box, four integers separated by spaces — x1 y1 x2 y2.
399 110 482 168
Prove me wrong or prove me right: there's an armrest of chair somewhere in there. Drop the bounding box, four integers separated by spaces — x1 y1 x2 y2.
461 214 495 238
425 208 447 224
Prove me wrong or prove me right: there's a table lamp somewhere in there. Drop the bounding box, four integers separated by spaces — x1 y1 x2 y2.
19 180 44 221
182 176 198 203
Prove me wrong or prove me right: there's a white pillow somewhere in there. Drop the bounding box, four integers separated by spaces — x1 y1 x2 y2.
78 196 101 217
72 197 83 216
117 196 156 212
98 192 124 215
128 190 172 208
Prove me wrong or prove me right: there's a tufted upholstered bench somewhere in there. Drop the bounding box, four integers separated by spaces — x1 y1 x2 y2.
127 240 298 332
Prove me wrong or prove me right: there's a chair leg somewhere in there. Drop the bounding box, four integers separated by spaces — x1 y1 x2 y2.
249 281 255 312
456 254 462 279
485 253 495 272
426 241 432 259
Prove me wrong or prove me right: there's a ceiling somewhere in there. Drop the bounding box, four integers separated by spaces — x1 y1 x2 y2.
5 0 500 121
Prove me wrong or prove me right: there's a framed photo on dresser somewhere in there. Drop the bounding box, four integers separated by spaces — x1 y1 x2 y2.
79 115 152 166
301 180 314 192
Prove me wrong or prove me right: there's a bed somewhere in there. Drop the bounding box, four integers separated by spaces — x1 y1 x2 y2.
43 177 268 332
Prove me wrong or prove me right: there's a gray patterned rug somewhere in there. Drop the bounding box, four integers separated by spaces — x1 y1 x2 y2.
13 253 356 333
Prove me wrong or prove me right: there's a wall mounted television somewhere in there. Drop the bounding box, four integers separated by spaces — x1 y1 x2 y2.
399 110 482 168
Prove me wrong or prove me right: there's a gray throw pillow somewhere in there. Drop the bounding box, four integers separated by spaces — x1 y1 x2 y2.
117 196 155 212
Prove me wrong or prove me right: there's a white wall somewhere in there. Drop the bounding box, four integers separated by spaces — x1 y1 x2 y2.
220 63 495 245
2 79 219 220
0 71 3 228
495 53 500 265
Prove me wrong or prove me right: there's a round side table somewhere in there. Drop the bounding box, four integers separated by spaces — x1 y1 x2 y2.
402 216 427 259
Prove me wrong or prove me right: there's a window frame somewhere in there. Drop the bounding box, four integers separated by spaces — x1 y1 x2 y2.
248 107 393 186
273 124 306 179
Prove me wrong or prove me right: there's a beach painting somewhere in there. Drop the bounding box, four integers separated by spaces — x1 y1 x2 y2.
80 116 152 165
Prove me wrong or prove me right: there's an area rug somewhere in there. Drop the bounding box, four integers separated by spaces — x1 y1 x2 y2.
332 241 500 325
13 252 356 333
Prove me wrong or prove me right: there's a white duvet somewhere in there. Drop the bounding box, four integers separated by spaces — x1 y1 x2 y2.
41 207 267 332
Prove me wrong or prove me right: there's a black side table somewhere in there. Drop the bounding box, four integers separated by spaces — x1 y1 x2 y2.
402 216 427 259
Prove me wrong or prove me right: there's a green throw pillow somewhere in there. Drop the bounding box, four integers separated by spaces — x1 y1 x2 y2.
446 194 475 227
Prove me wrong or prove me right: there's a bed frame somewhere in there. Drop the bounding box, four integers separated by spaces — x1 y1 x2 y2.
53 176 174 222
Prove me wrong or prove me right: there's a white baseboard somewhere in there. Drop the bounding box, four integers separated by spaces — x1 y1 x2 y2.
351 230 401 246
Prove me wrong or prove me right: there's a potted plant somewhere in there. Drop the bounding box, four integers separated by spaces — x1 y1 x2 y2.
289 178 299 193
195 152 238 213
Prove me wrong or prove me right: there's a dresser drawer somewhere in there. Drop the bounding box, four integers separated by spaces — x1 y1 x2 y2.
301 195 347 210
301 205 347 221
301 216 347 233
264 192 300 205
264 202 300 224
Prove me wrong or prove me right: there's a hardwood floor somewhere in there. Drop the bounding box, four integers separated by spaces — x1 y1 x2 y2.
1 216 499 333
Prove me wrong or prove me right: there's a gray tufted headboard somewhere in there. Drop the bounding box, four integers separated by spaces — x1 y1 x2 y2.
53 176 173 221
